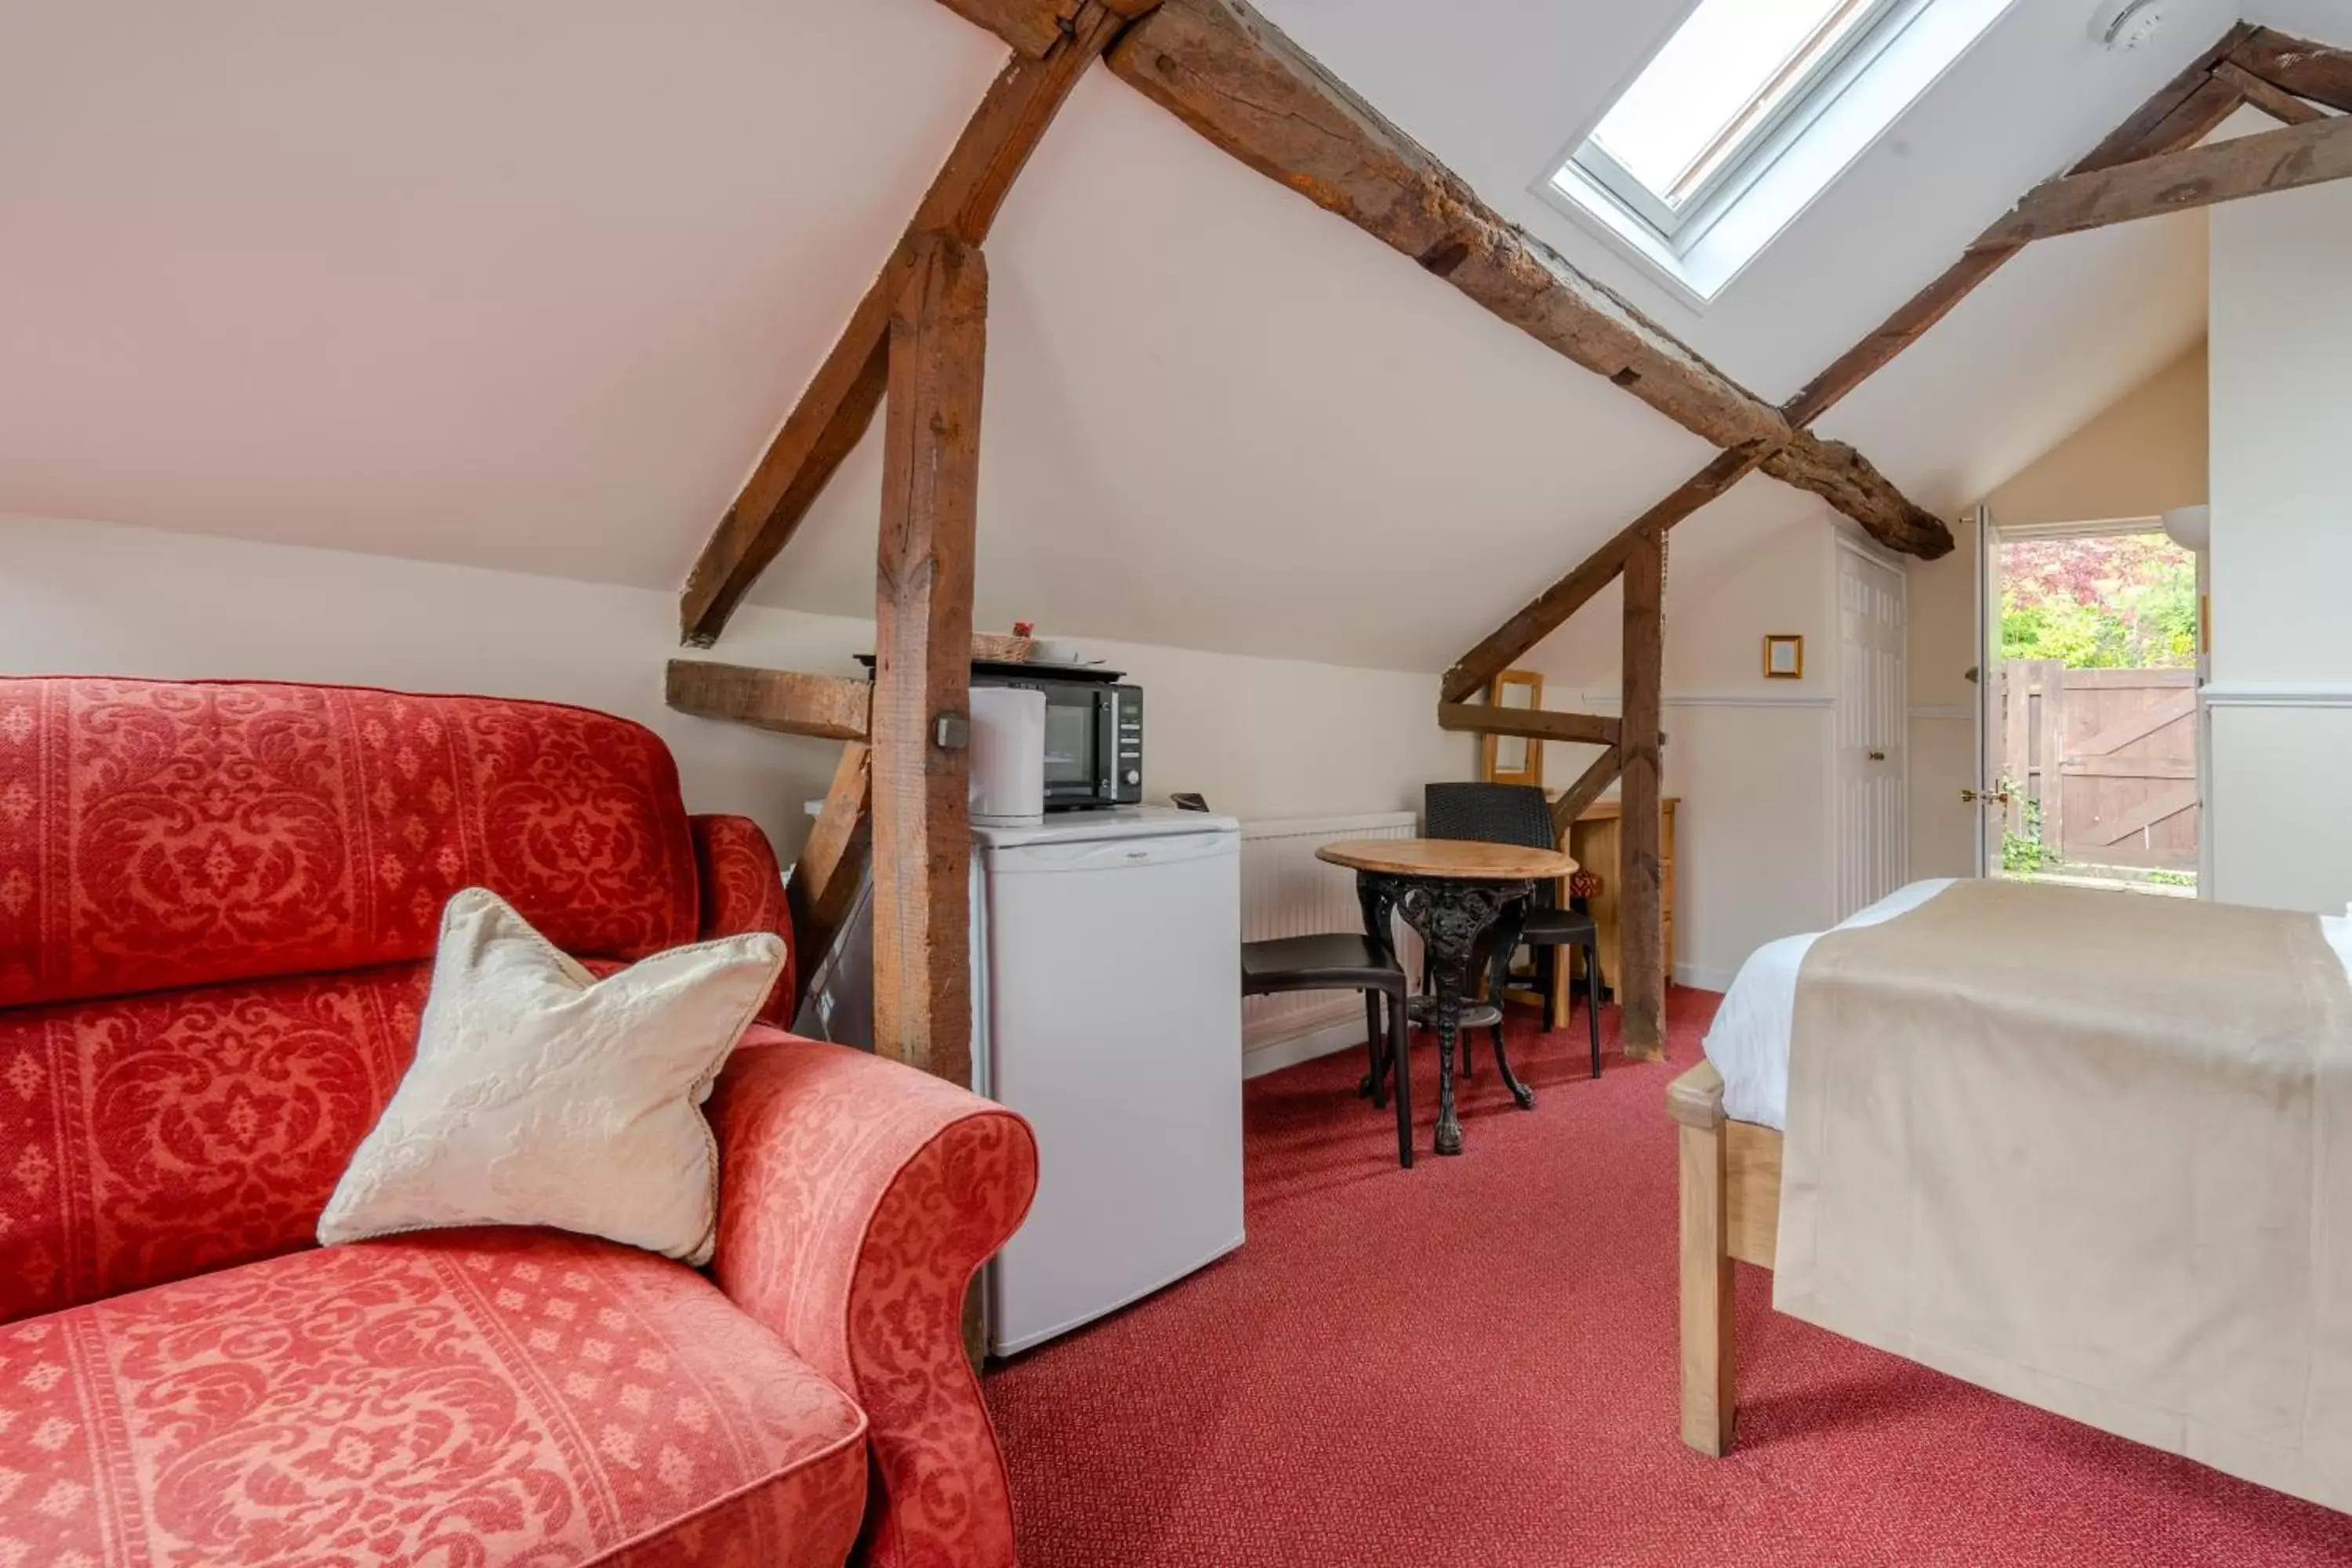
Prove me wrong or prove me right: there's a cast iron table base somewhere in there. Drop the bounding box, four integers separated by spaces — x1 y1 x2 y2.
1359 871 1535 1156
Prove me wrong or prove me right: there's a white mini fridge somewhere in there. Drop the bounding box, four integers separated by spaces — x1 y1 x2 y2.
973 808 1245 1356
794 806 1245 1356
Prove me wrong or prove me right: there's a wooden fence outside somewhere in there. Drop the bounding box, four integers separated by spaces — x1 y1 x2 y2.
1996 660 2198 873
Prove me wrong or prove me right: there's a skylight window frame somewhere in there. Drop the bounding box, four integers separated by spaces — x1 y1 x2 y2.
1566 0 1933 259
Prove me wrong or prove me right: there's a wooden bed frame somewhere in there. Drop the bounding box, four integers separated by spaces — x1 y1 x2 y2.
1665 1059 1780 1456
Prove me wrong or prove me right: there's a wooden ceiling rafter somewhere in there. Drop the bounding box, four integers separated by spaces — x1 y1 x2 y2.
2212 60 2328 125
891 0 1942 583
1981 112 2352 245
2229 26 2352 114
678 0 1154 648
680 0 1952 657
1439 20 2270 706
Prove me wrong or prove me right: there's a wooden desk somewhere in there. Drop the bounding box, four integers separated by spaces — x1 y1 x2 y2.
1509 797 1678 1021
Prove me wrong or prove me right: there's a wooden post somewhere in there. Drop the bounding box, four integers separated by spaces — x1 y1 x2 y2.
1621 527 1666 1060
869 233 988 1085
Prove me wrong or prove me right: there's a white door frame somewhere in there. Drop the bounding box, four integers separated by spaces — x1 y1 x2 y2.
1973 505 1995 878
1977 510 2200 887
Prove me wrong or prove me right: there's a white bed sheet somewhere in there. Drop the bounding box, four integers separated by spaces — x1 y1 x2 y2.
1699 877 2352 1131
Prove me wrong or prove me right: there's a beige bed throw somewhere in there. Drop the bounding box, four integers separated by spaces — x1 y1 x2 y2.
1777 878 2352 1512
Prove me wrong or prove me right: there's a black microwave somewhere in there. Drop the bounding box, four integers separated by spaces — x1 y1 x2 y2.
971 663 1143 810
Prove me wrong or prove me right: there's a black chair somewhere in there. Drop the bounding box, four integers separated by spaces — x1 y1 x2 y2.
1424 782 1606 1080
1240 935 1416 1168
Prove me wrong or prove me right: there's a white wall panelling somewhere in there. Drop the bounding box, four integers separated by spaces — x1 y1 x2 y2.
1237 813 1421 1078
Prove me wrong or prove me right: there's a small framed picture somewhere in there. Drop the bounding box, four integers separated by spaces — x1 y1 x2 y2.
1763 634 1803 679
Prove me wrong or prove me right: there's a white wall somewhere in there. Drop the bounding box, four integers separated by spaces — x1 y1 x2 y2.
1522 505 1842 989
0 511 1471 862
1983 341 2208 531
2205 180 2352 913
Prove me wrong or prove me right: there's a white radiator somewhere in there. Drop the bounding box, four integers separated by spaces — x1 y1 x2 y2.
1239 811 1420 1079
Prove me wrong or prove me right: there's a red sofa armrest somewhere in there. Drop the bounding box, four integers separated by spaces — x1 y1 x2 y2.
691 812 794 1025
708 1032 1038 1568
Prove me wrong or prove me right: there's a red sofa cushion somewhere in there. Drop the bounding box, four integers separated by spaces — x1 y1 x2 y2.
0 1229 868 1567
0 677 701 1011
0 963 431 1324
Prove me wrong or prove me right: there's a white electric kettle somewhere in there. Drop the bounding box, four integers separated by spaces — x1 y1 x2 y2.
968 686 1047 826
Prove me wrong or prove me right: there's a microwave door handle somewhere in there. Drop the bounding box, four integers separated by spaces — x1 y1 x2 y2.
1096 688 1117 798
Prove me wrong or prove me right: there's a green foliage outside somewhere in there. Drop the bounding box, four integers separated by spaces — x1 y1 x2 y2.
2000 778 2051 876
1997 534 2199 884
1999 533 2196 670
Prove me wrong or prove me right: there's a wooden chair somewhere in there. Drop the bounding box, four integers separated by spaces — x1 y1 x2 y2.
1424 782 1606 1080
1241 934 1414 1168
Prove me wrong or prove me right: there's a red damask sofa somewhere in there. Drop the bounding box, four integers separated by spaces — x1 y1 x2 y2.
0 677 1036 1567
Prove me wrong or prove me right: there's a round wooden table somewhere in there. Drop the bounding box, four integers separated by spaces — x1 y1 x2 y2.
1316 838 1576 1157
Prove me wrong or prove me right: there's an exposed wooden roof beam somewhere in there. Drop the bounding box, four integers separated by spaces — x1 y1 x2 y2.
937 0 1087 61
666 659 873 741
1442 26 2260 704
1442 446 1762 703
1979 112 2352 246
1102 0 1787 451
1761 437 1951 558
786 742 873 996
679 1 1146 647
1436 704 1621 747
2215 60 2328 126
1549 746 1624 839
2230 26 2352 114
927 0 1937 547
1787 24 2255 426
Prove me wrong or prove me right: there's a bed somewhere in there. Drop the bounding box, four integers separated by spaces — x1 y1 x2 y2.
1668 877 2352 1512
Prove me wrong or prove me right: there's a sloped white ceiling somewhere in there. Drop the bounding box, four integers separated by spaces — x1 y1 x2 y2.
0 0 2311 673
1252 0 2239 463
755 67 1733 670
0 0 1004 587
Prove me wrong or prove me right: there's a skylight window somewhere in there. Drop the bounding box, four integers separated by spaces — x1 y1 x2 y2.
1584 0 1900 237
1541 0 2006 303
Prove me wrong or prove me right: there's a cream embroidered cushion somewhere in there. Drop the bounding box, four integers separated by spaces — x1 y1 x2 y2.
319 887 786 1265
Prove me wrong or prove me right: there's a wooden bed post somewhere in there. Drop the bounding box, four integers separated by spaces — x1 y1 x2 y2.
1668 1061 1735 1454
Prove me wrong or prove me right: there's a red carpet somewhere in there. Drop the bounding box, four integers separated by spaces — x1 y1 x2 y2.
983 991 2352 1566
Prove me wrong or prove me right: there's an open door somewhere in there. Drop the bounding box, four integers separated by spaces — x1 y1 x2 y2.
1972 510 2205 893
1967 506 2006 877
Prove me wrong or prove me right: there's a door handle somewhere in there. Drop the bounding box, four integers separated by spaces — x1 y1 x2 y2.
1867 750 1886 761
1960 787 2013 805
